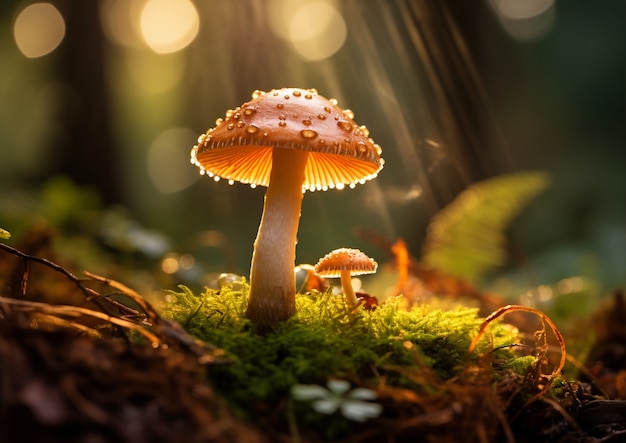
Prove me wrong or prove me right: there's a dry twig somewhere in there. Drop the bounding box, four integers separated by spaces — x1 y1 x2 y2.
0 241 225 363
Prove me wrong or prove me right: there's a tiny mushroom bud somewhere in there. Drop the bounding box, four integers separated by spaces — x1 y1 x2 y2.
191 88 384 329
314 248 378 310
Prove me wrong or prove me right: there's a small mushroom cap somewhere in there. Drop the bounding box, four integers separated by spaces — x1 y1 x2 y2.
191 88 384 191
314 248 378 277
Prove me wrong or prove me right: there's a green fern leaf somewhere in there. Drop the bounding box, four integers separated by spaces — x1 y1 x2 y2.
422 171 550 282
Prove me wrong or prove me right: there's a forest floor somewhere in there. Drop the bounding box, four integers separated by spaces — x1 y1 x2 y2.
1 237 625 443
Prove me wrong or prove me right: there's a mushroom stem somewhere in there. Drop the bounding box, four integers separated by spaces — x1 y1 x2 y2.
247 148 309 328
340 270 358 309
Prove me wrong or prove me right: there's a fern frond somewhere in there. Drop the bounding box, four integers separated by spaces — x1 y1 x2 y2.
422 171 550 282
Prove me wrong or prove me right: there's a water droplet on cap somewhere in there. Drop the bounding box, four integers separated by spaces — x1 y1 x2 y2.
302 119 312 126
246 125 260 134
236 121 245 128
244 108 256 116
329 98 338 106
276 103 284 109
317 114 327 120
337 120 353 132
252 90 265 99
293 90 302 97
343 109 354 119
300 129 318 139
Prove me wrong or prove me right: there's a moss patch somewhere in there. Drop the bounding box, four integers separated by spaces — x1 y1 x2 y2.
162 284 520 412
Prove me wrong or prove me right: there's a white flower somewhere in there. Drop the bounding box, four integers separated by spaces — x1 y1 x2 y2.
291 380 383 422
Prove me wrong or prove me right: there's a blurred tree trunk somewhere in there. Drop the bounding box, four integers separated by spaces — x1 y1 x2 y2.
53 0 121 205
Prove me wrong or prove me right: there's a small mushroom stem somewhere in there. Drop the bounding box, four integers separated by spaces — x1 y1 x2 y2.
340 270 358 309
247 148 309 328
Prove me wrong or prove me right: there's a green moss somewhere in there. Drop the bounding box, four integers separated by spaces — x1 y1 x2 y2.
503 354 538 375
162 284 522 413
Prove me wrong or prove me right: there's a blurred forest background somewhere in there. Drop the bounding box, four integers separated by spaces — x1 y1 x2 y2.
0 0 624 311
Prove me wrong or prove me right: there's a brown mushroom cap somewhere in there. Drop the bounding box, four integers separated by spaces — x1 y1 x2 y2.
191 88 384 191
314 248 378 277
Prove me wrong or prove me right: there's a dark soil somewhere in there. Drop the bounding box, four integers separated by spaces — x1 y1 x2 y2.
0 319 267 443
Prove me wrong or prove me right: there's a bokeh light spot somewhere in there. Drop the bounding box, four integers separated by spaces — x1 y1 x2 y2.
140 0 199 54
14 3 66 58
99 0 146 49
489 0 556 41
161 255 179 274
288 2 347 61
495 0 554 20
147 128 200 193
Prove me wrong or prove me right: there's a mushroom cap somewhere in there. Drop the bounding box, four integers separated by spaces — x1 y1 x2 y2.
191 88 384 192
314 248 378 277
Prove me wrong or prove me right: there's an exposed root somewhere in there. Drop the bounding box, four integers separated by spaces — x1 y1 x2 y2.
469 304 566 387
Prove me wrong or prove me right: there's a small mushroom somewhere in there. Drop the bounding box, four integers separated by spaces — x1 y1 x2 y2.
191 88 383 328
314 248 378 310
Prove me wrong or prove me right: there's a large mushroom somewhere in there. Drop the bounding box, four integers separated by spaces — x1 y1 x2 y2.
191 88 384 329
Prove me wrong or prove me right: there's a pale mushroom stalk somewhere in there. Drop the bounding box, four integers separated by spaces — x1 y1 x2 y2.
338 270 358 310
247 148 309 326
